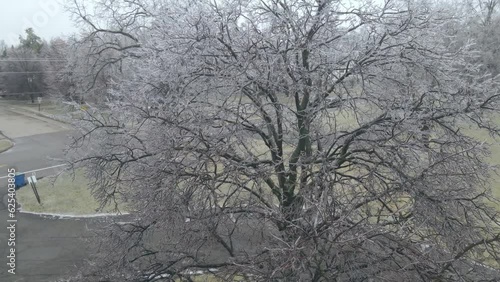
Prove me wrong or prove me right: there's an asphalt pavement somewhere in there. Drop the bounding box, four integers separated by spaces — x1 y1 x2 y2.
0 102 126 282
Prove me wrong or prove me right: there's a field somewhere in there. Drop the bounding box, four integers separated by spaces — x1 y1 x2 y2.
16 169 127 215
463 115 500 200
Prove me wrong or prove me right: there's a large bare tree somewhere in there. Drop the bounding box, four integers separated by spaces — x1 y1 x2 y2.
65 0 500 281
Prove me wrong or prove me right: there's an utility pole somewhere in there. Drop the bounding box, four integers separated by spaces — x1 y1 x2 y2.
27 76 34 103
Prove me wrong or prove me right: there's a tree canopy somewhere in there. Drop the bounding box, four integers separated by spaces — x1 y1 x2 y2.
63 0 500 281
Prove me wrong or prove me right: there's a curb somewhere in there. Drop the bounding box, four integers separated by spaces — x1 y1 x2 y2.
6 106 72 129
23 108 71 124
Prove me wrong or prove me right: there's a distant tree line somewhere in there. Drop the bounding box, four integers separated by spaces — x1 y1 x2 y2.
0 28 71 102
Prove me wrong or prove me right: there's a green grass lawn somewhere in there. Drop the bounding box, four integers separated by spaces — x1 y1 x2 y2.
328 107 500 202
16 169 127 215
462 115 500 200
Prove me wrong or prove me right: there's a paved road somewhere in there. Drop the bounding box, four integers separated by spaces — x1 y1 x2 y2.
0 104 71 139
0 131 69 175
0 103 126 282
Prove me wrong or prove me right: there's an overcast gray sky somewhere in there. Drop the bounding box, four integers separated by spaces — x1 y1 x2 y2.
0 0 77 46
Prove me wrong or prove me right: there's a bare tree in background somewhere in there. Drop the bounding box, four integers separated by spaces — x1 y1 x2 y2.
65 0 500 281
0 47 46 102
470 0 499 25
40 38 72 99
0 40 7 58
455 0 500 76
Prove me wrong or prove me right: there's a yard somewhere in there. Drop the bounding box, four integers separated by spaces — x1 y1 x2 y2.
16 169 127 215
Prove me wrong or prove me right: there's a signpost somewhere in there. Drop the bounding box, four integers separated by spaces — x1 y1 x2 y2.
27 173 41 204
37 97 42 112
